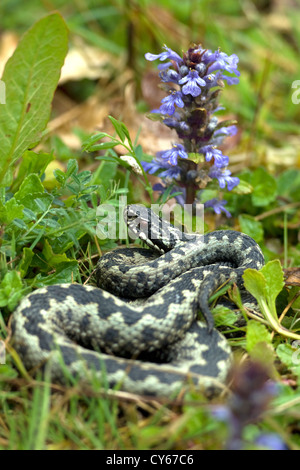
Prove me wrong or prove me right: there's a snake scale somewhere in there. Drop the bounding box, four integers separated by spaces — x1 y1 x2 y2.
11 204 265 397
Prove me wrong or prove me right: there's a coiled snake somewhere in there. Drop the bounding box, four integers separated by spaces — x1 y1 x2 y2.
11 205 265 397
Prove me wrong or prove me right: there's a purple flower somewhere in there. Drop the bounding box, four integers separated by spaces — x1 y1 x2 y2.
204 198 231 217
222 75 240 85
214 124 238 138
141 155 181 181
202 145 229 168
158 91 184 115
179 70 206 97
159 68 180 84
255 433 288 450
209 167 240 190
207 52 240 76
145 45 183 68
158 144 188 165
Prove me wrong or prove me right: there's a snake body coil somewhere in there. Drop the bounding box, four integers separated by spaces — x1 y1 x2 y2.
11 205 264 397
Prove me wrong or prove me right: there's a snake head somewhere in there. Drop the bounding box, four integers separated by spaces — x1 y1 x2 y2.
124 204 188 253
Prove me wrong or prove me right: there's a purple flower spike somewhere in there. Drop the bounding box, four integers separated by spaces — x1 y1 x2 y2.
143 43 240 210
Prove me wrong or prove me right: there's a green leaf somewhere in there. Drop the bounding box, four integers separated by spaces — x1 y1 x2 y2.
0 197 24 224
260 259 285 305
108 116 132 146
212 305 237 327
276 343 300 373
34 261 79 287
19 247 34 278
0 271 24 311
66 159 79 178
243 268 267 302
231 179 253 195
0 13 68 186
276 343 295 368
88 141 120 151
14 174 44 202
21 193 53 214
246 320 275 369
250 167 277 207
82 132 114 150
188 153 205 164
246 320 272 352
238 214 264 242
42 239 74 268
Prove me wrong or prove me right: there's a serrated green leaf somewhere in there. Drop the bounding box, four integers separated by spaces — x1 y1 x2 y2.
0 270 24 311
276 343 296 368
0 13 68 186
0 197 24 224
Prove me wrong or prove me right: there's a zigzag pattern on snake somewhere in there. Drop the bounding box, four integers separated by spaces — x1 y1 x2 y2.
11 205 265 397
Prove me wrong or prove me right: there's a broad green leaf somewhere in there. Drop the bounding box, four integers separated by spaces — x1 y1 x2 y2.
243 268 267 301
0 197 24 224
250 167 277 207
212 305 237 327
21 193 53 214
238 214 264 242
14 174 44 202
276 343 296 368
34 261 79 286
260 259 285 305
231 179 253 195
0 13 68 186
276 343 300 377
246 320 272 352
42 239 74 268
0 270 24 311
